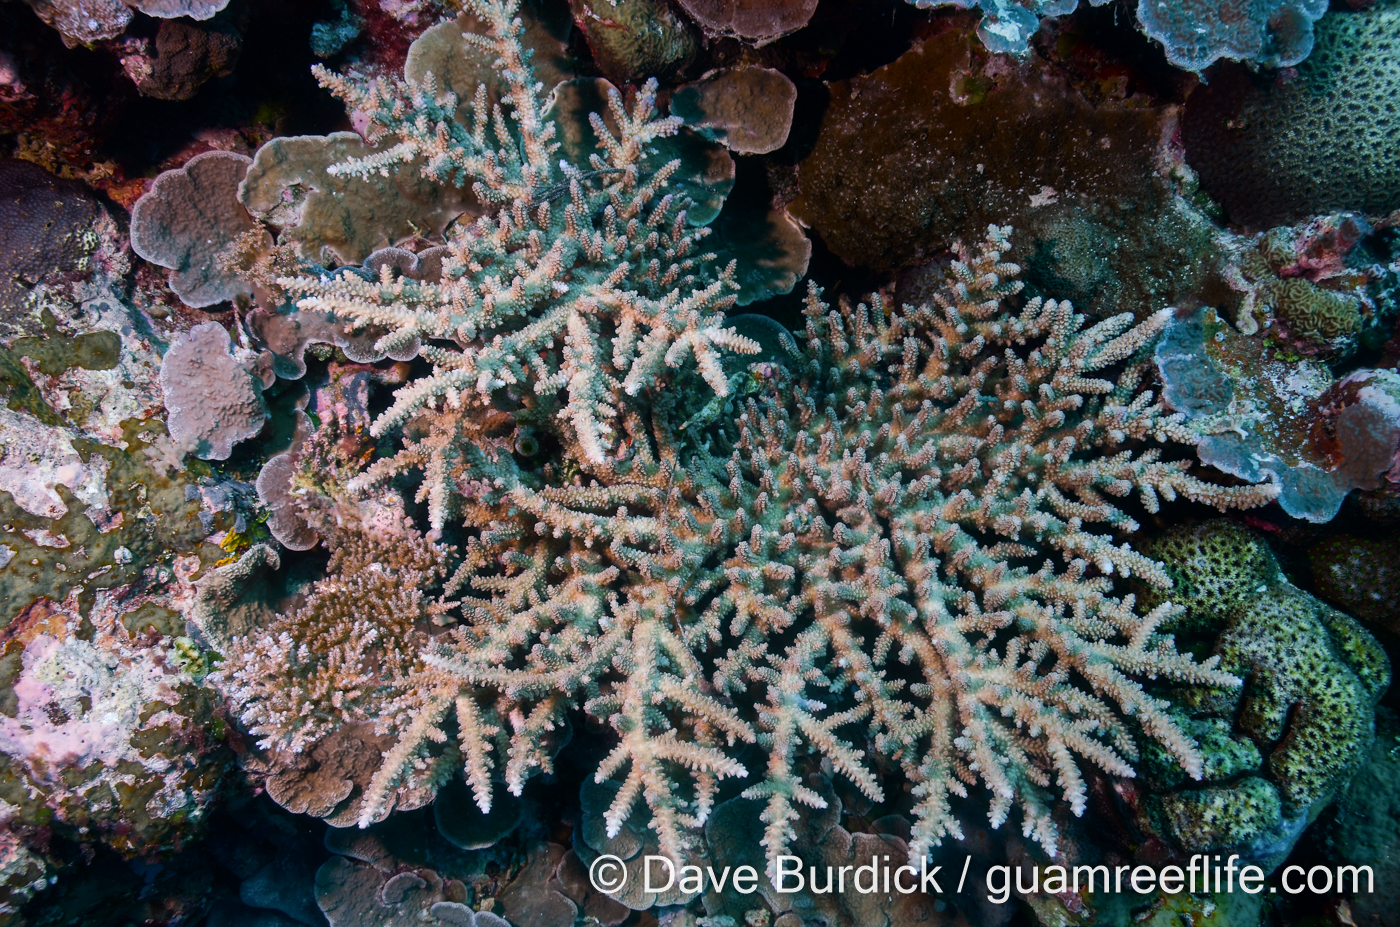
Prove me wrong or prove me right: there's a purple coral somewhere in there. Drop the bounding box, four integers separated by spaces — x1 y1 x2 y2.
131 150 260 309
159 321 268 460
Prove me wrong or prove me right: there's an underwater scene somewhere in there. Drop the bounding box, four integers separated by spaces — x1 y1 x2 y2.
3 0 1400 924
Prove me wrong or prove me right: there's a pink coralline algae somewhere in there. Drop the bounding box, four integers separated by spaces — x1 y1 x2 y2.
1317 369 1400 493
0 623 185 783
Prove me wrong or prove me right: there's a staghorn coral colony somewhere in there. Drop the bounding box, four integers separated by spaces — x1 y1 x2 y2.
3 0 1400 924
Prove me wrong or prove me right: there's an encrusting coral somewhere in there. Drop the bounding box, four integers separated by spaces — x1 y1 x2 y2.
219 227 1277 874
279 0 758 465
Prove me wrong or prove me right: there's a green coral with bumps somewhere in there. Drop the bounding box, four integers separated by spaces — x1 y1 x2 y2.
1135 520 1389 866
1219 586 1388 809
1139 519 1279 629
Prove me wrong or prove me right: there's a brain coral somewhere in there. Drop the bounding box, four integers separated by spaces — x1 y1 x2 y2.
219 228 1275 872
1183 0 1400 228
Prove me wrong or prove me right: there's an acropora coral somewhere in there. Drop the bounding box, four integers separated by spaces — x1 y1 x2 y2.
12 0 1400 919
220 226 1276 871
282 0 758 466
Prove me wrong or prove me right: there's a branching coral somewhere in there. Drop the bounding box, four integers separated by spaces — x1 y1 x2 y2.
226 228 1276 872
279 0 756 465
216 520 452 757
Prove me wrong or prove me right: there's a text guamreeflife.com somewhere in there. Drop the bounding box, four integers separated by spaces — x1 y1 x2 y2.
589 852 1375 903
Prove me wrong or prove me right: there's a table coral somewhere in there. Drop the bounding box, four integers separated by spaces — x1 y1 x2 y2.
221 228 1276 875
218 524 449 759
130 150 259 309
158 321 267 460
12 0 1400 915
670 67 797 156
